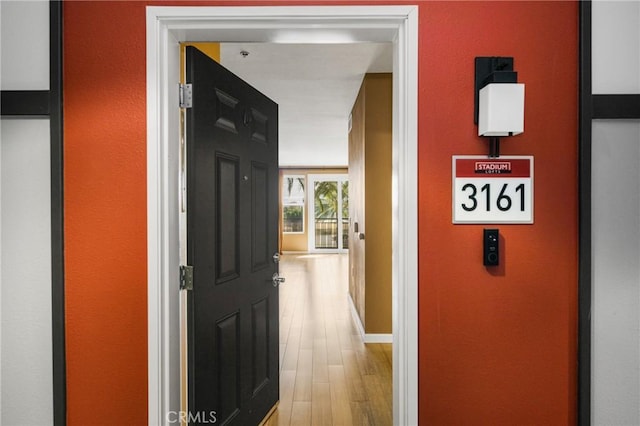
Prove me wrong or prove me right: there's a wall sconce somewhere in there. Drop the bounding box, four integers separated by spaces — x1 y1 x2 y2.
474 57 525 157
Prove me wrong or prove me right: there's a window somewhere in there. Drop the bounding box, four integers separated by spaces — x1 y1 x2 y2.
282 175 305 233
307 175 349 251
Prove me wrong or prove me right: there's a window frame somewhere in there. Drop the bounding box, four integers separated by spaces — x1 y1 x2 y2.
282 174 306 234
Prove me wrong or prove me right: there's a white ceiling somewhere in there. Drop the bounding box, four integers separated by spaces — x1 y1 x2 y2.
220 43 392 167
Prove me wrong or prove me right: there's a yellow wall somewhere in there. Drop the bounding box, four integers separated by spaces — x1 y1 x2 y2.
348 74 392 335
280 168 348 252
180 42 221 82
348 84 366 327
363 74 392 334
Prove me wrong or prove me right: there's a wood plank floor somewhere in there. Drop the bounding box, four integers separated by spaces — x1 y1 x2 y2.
264 254 392 426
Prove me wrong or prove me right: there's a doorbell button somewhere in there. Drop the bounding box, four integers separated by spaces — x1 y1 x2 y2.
483 228 499 266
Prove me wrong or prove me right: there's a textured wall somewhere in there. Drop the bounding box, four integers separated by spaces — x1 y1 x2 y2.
418 2 578 424
64 3 148 424
63 2 578 424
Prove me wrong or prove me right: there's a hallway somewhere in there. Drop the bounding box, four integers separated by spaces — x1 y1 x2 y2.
265 254 392 426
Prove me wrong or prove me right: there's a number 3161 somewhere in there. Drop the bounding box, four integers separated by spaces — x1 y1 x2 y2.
461 183 525 212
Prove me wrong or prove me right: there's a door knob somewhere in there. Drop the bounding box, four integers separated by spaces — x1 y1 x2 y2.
272 253 280 264
271 272 285 287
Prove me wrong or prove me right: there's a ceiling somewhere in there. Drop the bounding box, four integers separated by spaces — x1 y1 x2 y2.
220 43 392 167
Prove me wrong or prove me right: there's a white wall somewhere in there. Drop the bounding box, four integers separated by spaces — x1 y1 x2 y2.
0 0 50 90
592 0 640 94
591 120 640 425
591 2 640 424
1 119 53 426
0 1 53 425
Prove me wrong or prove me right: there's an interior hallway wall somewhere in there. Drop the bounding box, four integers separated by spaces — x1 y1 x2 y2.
1 1 54 425
1 120 53 426
348 73 392 335
419 3 577 423
62 2 578 424
590 1 640 424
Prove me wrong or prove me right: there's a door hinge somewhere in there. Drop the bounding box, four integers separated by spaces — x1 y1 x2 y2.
180 265 194 290
179 83 193 108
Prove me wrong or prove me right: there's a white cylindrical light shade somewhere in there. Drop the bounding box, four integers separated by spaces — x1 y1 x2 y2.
478 83 525 137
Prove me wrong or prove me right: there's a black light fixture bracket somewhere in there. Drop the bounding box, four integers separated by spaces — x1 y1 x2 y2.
488 137 500 158
474 56 517 125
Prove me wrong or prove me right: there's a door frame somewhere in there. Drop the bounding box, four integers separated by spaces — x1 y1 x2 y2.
307 174 349 253
146 6 418 426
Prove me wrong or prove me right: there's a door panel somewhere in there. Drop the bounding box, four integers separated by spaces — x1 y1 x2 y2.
216 313 241 421
216 155 240 283
186 46 279 426
252 162 270 271
251 298 269 393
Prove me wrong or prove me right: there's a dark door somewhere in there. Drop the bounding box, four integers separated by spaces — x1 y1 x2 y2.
186 46 280 426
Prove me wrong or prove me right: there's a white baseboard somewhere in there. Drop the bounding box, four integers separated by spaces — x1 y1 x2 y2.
348 294 393 344
363 333 393 343
348 294 366 339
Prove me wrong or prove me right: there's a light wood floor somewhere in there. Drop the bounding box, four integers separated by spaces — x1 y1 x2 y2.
264 253 392 426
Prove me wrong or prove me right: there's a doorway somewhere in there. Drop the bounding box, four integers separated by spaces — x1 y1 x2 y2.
269 253 392 425
308 175 349 253
146 6 418 425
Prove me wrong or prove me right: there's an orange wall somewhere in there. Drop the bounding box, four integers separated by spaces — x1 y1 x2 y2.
64 3 147 425
63 1 578 425
419 2 578 424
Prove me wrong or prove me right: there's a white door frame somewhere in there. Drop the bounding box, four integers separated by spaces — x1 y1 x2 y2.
307 174 349 253
146 6 418 426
